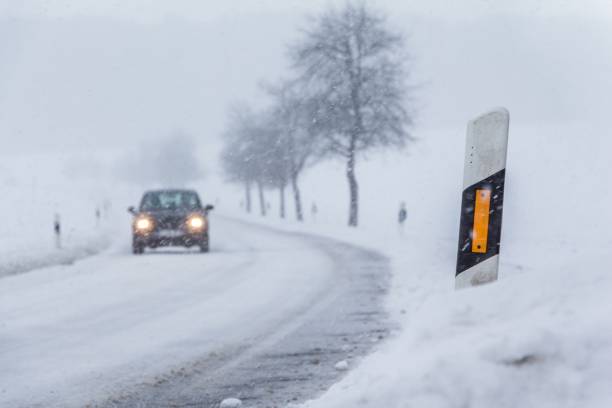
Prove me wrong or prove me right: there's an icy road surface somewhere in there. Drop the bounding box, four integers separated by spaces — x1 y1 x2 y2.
0 217 389 408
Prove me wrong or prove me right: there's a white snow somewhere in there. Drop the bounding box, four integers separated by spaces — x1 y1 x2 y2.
0 153 118 278
220 397 243 408
334 360 349 371
1 121 610 408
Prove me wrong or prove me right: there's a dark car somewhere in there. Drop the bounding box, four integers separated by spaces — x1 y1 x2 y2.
128 189 213 254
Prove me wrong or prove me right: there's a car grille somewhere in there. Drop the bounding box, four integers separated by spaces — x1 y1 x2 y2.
156 216 184 230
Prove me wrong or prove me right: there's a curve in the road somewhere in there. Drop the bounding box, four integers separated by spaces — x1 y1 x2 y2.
100 218 391 408
0 217 390 408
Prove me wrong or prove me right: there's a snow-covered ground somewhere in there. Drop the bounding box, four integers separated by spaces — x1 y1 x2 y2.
0 215 392 407
1 218 307 406
233 217 610 408
1 120 611 408
2 118 611 407
220 120 612 408
0 152 121 278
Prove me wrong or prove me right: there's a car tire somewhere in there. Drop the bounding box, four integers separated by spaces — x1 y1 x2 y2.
132 239 145 255
199 234 209 253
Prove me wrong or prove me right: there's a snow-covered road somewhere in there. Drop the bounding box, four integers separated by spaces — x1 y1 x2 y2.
0 217 389 408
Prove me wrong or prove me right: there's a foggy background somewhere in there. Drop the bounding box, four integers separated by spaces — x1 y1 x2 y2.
1 0 611 241
1 0 611 154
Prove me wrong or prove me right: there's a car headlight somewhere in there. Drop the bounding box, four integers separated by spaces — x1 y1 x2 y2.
188 215 205 230
135 217 153 231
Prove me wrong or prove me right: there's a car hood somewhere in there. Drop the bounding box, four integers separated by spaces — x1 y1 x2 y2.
139 209 203 218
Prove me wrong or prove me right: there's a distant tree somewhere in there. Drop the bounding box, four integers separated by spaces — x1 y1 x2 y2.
266 81 324 221
253 115 290 218
260 119 291 219
291 3 414 226
220 142 252 213
220 106 285 218
220 107 261 214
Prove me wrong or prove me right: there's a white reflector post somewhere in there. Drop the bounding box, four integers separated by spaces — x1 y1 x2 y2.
456 108 510 289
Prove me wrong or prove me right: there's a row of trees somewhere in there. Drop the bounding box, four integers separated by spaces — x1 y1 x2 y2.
221 3 415 226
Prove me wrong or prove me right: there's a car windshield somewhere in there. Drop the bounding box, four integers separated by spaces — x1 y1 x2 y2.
140 191 201 211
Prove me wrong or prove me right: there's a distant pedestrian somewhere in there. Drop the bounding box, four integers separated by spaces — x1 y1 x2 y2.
54 214 62 249
311 202 318 223
95 207 101 226
398 202 407 235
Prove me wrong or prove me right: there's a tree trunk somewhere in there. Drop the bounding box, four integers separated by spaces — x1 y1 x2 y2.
291 172 303 222
279 185 286 219
245 181 252 213
346 149 358 227
257 181 266 217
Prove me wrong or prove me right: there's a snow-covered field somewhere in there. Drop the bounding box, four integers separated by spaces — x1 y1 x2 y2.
0 153 119 278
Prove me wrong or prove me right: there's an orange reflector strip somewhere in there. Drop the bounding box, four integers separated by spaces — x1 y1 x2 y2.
472 189 491 253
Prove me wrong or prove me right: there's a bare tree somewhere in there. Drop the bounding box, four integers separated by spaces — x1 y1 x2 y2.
220 142 253 213
257 115 291 219
266 81 324 221
268 142 291 220
291 3 414 226
220 107 263 214
221 106 288 218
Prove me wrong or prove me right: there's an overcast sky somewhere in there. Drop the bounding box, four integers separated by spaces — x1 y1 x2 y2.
1 0 611 154
3 0 611 21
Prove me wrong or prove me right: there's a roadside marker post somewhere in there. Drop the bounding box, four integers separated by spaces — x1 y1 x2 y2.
54 213 62 249
456 108 510 289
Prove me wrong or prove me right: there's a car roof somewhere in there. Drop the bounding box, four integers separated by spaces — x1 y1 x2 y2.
144 189 199 195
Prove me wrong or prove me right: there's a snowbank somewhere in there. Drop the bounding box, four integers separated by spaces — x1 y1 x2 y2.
0 232 112 278
297 229 612 408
